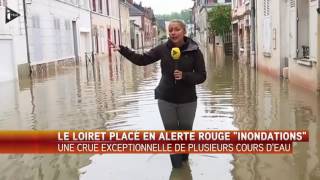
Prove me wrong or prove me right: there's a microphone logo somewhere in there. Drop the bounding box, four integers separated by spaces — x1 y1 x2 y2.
171 47 181 61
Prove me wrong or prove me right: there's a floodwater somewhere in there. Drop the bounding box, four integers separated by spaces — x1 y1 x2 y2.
0 48 319 180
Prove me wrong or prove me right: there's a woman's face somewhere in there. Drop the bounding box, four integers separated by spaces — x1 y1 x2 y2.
168 22 186 46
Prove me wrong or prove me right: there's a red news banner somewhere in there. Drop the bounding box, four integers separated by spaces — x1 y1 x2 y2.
0 130 309 154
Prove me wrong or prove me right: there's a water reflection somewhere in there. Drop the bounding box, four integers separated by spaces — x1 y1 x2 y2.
169 162 192 180
0 53 160 180
0 154 91 180
0 47 319 179
229 57 320 180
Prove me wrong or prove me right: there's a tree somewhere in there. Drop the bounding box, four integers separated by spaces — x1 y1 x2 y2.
208 5 231 36
180 10 192 24
155 9 192 24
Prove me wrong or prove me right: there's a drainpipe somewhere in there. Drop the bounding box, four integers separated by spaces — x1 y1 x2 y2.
89 5 95 63
204 3 208 49
254 0 258 68
118 0 122 45
250 0 256 68
296 6 299 58
22 0 32 75
317 0 320 91
141 30 144 52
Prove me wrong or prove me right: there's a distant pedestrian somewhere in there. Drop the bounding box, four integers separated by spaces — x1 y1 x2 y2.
109 19 206 168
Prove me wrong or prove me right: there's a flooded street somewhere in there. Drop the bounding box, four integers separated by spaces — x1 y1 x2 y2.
0 49 319 180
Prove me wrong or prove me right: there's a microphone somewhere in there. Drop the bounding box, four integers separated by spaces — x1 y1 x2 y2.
171 47 181 84
171 47 181 69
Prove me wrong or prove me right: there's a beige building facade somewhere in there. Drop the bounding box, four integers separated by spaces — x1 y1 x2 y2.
232 0 251 64
255 0 320 91
120 0 131 47
91 0 120 58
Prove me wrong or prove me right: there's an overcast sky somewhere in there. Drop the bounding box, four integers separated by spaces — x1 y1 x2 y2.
133 0 194 15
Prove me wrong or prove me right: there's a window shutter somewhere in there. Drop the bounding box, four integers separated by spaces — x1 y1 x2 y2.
263 0 271 54
264 0 270 16
290 0 295 8
264 0 266 16
289 0 297 57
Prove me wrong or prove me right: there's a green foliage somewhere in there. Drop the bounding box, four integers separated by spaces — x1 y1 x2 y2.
208 5 231 36
155 9 192 24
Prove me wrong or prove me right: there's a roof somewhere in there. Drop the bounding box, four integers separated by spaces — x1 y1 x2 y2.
129 3 144 16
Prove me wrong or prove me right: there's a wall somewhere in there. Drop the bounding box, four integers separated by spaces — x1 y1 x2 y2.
0 0 28 81
256 0 281 77
120 2 131 47
288 60 318 91
199 8 208 45
232 0 250 63
287 0 319 92
27 0 92 64
130 16 142 28
143 16 152 47
309 1 318 60
91 14 109 55
279 0 289 71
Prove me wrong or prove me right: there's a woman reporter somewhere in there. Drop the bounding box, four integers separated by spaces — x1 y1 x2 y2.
109 19 206 168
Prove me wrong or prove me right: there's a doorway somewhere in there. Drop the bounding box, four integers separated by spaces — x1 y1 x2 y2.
0 39 15 81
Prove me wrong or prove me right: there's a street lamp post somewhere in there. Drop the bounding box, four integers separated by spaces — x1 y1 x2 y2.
250 0 256 68
22 0 32 75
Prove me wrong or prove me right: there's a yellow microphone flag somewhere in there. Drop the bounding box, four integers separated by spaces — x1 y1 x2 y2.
171 47 181 61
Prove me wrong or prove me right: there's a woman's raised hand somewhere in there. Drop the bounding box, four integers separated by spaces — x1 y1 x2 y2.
108 40 120 51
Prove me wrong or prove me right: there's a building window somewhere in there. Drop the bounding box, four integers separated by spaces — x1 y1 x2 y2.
32 15 40 28
0 0 7 6
54 18 60 30
118 29 120 45
92 0 96 12
106 0 109 15
99 0 102 13
65 20 71 30
83 0 89 9
114 29 117 45
79 0 87 8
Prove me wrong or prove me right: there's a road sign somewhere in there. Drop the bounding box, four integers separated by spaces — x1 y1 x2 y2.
5 7 20 24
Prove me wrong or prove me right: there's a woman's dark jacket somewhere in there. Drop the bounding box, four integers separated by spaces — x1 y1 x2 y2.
119 37 206 104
